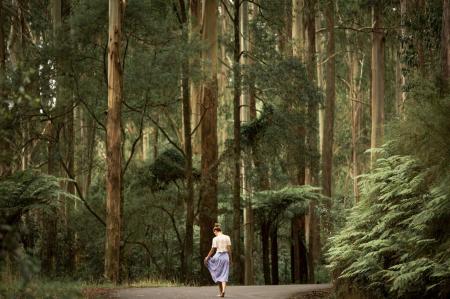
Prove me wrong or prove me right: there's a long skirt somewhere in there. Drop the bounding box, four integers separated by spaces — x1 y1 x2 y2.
207 252 230 283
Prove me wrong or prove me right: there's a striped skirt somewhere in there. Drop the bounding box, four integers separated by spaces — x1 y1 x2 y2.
207 252 230 283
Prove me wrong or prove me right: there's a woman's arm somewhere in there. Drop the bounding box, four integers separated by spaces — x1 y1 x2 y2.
204 247 216 265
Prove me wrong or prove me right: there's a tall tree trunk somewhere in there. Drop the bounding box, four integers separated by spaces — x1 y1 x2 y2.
304 0 319 284
348 50 363 202
416 0 425 73
42 125 58 276
199 0 219 283
291 216 308 283
64 1 77 274
322 0 335 231
322 0 335 202
105 0 124 284
397 0 407 115
0 1 9 177
270 224 279 285
231 0 244 284
190 0 202 155
261 220 271 285
442 0 450 90
370 1 385 167
152 115 159 160
7 0 24 70
179 0 194 281
65 87 76 275
292 0 305 60
291 217 299 283
41 0 63 277
0 1 5 76
291 0 307 283
241 0 254 285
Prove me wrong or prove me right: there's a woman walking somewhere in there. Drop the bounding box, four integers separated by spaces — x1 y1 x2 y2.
204 223 232 297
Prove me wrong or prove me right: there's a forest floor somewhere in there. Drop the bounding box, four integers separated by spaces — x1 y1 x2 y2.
109 284 333 299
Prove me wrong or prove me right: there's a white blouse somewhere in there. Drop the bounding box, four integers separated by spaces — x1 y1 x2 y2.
212 234 231 252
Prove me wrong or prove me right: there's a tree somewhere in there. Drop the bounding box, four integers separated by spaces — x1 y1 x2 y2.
190 0 202 155
231 0 244 284
105 0 124 284
176 0 195 281
199 0 219 283
241 0 254 285
291 0 309 284
321 0 334 203
442 0 450 89
304 0 319 283
370 0 385 167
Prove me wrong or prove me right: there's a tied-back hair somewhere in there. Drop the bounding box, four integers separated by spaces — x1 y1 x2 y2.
213 223 222 232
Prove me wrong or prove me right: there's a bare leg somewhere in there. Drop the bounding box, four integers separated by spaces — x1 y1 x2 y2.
221 282 226 297
217 283 222 296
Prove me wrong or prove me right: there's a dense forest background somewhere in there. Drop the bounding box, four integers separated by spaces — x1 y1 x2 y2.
0 0 449 298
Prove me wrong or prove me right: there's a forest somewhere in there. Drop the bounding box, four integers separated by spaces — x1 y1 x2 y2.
0 0 449 298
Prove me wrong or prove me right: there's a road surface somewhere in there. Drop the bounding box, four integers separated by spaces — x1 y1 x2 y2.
112 284 332 299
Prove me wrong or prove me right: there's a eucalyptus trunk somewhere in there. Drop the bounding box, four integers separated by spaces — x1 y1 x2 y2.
240 0 254 285
179 0 194 281
370 1 385 167
199 0 219 283
190 0 202 155
261 220 271 285
105 0 124 284
232 0 243 284
442 0 450 89
291 0 307 283
304 0 319 284
270 224 279 285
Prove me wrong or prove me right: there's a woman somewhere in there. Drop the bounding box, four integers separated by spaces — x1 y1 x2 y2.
204 223 232 297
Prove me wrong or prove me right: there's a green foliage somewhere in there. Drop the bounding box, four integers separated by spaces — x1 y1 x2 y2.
241 105 274 147
0 170 74 225
327 87 450 298
0 170 72 294
254 185 323 219
148 148 200 190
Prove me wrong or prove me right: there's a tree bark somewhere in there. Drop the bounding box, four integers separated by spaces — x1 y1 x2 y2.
322 0 334 202
291 0 308 283
232 0 243 284
179 1 195 281
348 50 363 202
370 1 385 167
270 224 279 285
442 0 450 89
240 0 254 285
152 115 159 160
199 0 219 283
105 0 124 284
397 0 407 115
0 1 9 177
190 0 202 155
41 0 63 277
0 1 5 75
304 0 319 284
322 0 335 251
7 0 24 70
261 220 271 285
42 123 58 276
292 0 305 59
416 0 425 73
291 216 301 283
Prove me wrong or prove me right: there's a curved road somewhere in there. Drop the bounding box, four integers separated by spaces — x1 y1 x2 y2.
112 284 332 299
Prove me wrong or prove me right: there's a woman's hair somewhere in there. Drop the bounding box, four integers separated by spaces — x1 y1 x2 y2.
213 223 222 232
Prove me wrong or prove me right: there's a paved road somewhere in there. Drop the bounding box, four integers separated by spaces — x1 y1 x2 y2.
112 284 332 299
